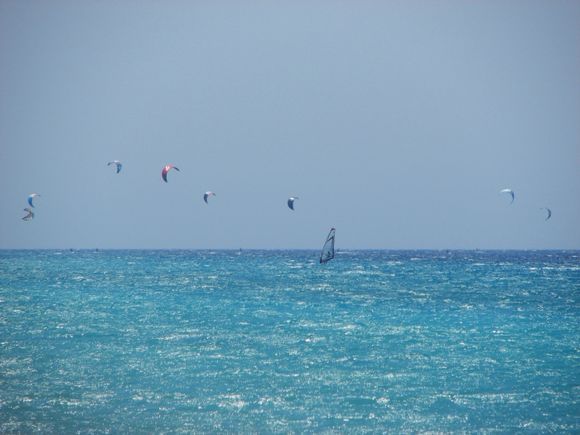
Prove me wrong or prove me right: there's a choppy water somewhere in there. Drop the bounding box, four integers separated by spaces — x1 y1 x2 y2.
0 250 578 432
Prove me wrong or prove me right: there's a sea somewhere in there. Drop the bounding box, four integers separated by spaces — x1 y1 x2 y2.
0 250 578 433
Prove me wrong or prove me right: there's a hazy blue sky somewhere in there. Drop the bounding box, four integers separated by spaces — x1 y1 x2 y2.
1 0 579 249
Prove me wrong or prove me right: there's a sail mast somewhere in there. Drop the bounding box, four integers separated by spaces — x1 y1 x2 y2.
319 228 336 264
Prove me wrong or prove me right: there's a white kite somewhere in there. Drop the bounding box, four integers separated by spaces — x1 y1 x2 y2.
107 160 123 174
499 188 515 204
27 193 41 208
204 191 216 204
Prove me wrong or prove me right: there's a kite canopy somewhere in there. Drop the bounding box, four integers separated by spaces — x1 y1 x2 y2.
27 193 40 208
204 191 216 204
22 208 34 221
499 188 515 204
320 228 336 264
161 164 180 182
541 207 552 221
107 160 122 173
287 197 299 210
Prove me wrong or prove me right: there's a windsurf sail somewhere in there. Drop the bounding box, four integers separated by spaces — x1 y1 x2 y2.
319 228 336 264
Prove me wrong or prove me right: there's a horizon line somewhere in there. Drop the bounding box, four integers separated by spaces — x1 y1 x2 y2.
1 248 578 252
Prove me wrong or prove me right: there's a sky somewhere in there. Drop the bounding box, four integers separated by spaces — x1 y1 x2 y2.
1 0 579 249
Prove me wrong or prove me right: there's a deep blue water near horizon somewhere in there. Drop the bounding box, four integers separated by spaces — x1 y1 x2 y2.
0 250 578 433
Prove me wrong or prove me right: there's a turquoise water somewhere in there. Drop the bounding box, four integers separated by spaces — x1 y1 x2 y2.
0 250 578 432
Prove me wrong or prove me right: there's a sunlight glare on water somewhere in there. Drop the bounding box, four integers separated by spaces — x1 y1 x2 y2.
0 250 578 432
